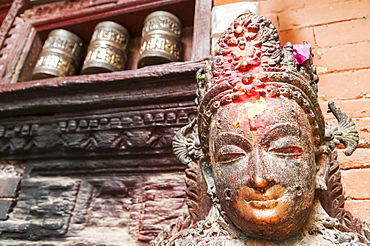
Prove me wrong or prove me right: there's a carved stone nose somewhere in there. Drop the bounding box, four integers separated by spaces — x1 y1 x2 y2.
249 175 275 193
253 175 269 188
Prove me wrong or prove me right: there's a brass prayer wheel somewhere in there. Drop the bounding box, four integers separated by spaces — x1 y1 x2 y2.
138 11 182 68
32 29 84 80
81 21 130 74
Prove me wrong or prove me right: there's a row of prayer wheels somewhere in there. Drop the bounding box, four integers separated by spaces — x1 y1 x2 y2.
32 11 182 80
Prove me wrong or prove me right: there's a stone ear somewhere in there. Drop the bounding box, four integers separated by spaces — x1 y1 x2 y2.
199 157 216 196
315 152 329 191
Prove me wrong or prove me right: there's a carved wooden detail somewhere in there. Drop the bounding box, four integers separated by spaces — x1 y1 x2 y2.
0 161 24 221
0 103 196 158
320 151 370 243
0 0 12 25
0 60 203 245
0 0 208 84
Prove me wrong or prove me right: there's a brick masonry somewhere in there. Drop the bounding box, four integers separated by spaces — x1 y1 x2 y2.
214 0 370 223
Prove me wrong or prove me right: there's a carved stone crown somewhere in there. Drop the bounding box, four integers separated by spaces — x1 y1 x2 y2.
197 11 325 149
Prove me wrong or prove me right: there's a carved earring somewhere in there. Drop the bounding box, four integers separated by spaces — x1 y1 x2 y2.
224 188 232 201
295 186 303 197
209 185 219 204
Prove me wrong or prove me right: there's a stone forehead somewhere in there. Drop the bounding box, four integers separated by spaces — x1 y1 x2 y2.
212 97 310 131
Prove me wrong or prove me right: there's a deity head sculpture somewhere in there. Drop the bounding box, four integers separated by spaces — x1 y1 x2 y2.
151 11 369 246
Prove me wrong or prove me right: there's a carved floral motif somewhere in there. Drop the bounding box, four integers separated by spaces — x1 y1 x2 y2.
0 107 196 157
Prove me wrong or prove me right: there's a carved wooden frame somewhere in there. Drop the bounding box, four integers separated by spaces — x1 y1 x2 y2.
0 0 212 160
0 0 212 84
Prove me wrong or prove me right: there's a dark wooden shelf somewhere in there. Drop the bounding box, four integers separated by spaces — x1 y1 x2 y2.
0 60 205 117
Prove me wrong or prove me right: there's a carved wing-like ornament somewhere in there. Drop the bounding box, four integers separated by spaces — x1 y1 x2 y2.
327 101 359 156
172 119 200 164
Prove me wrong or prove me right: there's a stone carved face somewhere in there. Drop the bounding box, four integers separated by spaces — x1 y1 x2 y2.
208 96 317 239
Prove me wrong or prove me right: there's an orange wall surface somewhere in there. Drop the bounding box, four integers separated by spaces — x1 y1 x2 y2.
214 0 370 223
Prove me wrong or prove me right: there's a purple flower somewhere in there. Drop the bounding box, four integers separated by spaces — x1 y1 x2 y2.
292 44 312 65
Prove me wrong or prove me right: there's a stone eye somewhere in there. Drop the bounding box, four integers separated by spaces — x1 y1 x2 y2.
268 147 301 157
216 145 246 164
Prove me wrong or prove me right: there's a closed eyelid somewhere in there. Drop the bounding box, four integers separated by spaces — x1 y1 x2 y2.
215 145 246 163
269 136 301 150
215 133 252 152
259 123 300 146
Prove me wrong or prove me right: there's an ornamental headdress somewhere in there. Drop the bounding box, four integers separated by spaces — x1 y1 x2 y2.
194 11 358 156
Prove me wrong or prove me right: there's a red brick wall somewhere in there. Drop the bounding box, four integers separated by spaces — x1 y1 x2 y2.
214 0 370 223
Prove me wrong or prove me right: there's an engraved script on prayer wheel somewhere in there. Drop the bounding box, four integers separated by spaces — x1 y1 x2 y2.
32 29 84 80
138 11 182 68
81 21 130 74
